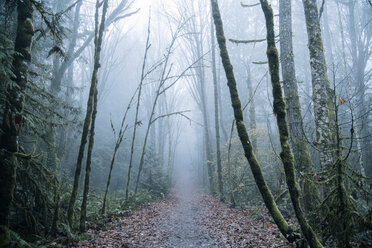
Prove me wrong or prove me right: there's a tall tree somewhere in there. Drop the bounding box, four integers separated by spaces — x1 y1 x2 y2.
211 0 323 246
181 1 215 192
210 0 295 244
211 15 223 199
279 0 319 212
51 0 136 92
125 15 151 200
259 0 322 246
302 0 335 170
67 0 109 228
346 0 372 181
0 0 34 229
133 20 192 194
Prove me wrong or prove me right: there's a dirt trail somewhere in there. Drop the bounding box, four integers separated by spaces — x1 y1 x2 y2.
72 174 287 247
160 174 218 247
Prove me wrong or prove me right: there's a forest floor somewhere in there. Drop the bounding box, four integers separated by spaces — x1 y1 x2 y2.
70 174 290 248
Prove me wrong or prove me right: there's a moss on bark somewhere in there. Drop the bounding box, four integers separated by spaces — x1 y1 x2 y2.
67 0 109 228
302 0 336 170
210 0 292 241
260 1 323 247
0 0 33 229
80 87 98 232
279 0 319 212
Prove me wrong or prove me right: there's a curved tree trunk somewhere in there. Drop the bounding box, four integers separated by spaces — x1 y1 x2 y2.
210 0 292 242
211 0 323 246
259 1 323 247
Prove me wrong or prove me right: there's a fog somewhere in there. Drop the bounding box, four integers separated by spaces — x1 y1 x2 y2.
1 0 371 246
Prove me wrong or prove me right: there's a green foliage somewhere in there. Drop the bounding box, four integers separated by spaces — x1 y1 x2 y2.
0 31 15 131
121 191 154 212
352 230 372 247
11 156 58 239
222 129 283 207
0 225 37 248
314 158 371 246
140 146 171 198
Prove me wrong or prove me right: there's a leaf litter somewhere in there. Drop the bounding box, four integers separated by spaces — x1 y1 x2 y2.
70 180 293 248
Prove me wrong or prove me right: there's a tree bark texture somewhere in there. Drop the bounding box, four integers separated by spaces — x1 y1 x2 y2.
279 0 319 212
260 1 323 247
0 0 34 228
67 0 109 228
302 0 335 170
210 0 294 243
80 88 98 232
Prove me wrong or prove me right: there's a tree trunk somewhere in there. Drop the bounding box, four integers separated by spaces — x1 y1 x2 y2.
52 0 133 92
80 88 98 232
210 0 294 243
320 2 335 70
259 1 323 247
246 64 257 153
134 24 179 194
125 17 151 200
211 15 223 199
67 0 109 228
0 0 34 231
302 0 335 170
196 36 215 193
279 0 319 212
347 0 371 180
217 56 228 142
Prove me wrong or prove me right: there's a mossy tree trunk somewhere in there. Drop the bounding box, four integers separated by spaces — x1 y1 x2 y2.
210 0 293 242
279 0 319 212
80 88 98 232
0 0 34 230
259 1 323 247
302 0 335 170
67 0 109 228
211 0 323 246
211 15 223 199
333 92 353 248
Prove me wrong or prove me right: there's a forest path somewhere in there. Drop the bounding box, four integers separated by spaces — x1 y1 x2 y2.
72 173 287 247
159 173 218 247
